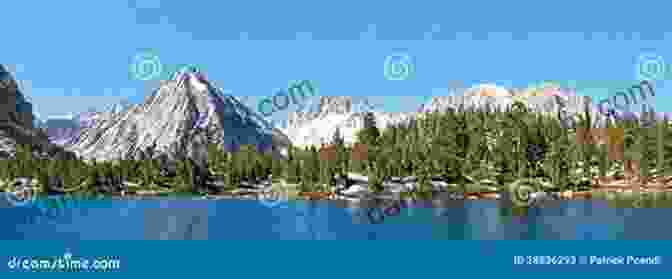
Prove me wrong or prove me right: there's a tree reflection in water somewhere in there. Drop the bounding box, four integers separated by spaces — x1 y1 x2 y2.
13 195 86 226
343 197 402 225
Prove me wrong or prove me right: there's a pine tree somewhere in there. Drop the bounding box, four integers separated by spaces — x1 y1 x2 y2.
37 161 51 194
356 112 380 146
368 162 385 193
60 159 73 188
6 158 15 181
252 158 263 179
309 146 320 183
0 159 8 182
221 152 234 188
331 127 345 146
286 158 299 184
182 159 194 192
119 159 130 185
299 159 312 192
15 144 28 177
319 157 330 191
272 158 284 180
46 159 59 189
207 143 227 176
224 162 235 189
86 161 101 192
72 159 84 187
261 153 272 177
232 150 243 180
141 158 152 187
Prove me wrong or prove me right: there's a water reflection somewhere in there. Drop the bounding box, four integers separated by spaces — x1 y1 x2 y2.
1 193 671 240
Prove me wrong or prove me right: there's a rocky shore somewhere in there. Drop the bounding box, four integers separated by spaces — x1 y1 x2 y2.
6 171 666 211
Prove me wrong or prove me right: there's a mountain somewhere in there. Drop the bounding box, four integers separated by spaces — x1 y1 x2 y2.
424 83 605 127
42 116 80 145
65 68 291 161
283 96 415 147
31 110 105 146
283 84 603 148
0 64 77 160
106 99 133 115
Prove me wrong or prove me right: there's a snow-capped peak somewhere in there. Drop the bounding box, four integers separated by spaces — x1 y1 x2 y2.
463 83 512 97
173 66 208 90
283 96 413 147
67 67 291 161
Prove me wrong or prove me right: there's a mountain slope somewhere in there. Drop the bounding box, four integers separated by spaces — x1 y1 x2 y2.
0 64 77 160
283 96 415 147
67 68 291 161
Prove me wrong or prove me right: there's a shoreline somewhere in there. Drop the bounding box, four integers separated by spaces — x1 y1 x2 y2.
4 175 672 204
80 187 672 201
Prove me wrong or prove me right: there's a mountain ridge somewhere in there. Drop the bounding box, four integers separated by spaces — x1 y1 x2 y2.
0 64 78 160
283 84 601 148
65 68 291 161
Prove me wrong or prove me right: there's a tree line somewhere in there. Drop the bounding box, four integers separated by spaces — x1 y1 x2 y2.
2 100 671 197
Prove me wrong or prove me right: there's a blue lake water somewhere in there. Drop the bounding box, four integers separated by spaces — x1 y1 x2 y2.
1 194 669 240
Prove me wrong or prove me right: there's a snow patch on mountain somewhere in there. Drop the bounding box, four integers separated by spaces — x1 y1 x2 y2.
284 84 601 148
283 96 414 147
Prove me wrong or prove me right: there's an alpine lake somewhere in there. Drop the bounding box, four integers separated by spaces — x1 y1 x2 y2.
2 186 671 240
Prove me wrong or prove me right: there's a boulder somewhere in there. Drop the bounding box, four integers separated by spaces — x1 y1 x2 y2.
340 184 372 197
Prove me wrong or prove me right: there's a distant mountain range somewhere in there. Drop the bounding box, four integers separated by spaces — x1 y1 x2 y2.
33 100 134 145
281 84 601 148
13 62 658 164
31 79 605 156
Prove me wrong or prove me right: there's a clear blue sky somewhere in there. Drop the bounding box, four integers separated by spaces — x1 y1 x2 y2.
4 0 672 123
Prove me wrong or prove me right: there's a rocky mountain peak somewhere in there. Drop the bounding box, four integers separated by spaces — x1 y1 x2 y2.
66 68 290 161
